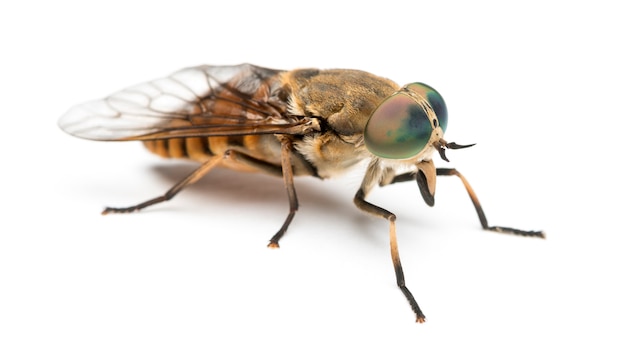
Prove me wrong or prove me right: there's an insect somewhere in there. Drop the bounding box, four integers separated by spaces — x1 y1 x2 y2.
59 64 545 322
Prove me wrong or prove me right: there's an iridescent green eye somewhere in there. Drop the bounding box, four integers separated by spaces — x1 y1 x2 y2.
364 93 432 159
406 82 448 133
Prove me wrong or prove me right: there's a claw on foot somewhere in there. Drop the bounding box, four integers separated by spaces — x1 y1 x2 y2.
267 242 280 249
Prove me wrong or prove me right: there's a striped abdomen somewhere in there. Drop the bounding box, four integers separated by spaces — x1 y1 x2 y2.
142 135 289 174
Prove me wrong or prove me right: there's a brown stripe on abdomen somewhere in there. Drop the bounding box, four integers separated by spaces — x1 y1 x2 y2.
227 136 244 148
183 137 214 161
143 140 170 158
144 137 214 161
165 138 182 157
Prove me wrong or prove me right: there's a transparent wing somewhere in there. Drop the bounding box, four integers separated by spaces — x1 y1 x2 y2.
59 64 316 141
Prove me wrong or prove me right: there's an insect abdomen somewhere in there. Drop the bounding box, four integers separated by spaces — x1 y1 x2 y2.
142 135 289 175
143 137 216 161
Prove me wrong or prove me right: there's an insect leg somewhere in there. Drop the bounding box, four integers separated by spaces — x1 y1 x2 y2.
381 161 436 207
102 155 223 215
384 171 415 184
354 163 427 322
436 168 545 238
267 137 299 248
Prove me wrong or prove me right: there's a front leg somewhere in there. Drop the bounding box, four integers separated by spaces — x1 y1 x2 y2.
382 167 545 238
354 161 427 323
436 168 545 238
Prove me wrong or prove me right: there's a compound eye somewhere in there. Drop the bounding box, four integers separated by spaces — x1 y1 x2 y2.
406 82 448 133
364 93 432 159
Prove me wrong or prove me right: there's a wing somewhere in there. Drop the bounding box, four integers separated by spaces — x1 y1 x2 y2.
58 64 319 141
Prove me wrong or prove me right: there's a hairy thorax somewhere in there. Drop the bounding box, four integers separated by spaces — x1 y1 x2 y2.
282 68 399 178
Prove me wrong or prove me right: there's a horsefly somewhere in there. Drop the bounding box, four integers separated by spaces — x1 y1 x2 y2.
59 64 545 322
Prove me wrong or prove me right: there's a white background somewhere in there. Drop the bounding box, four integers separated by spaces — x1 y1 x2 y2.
1 1 625 344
